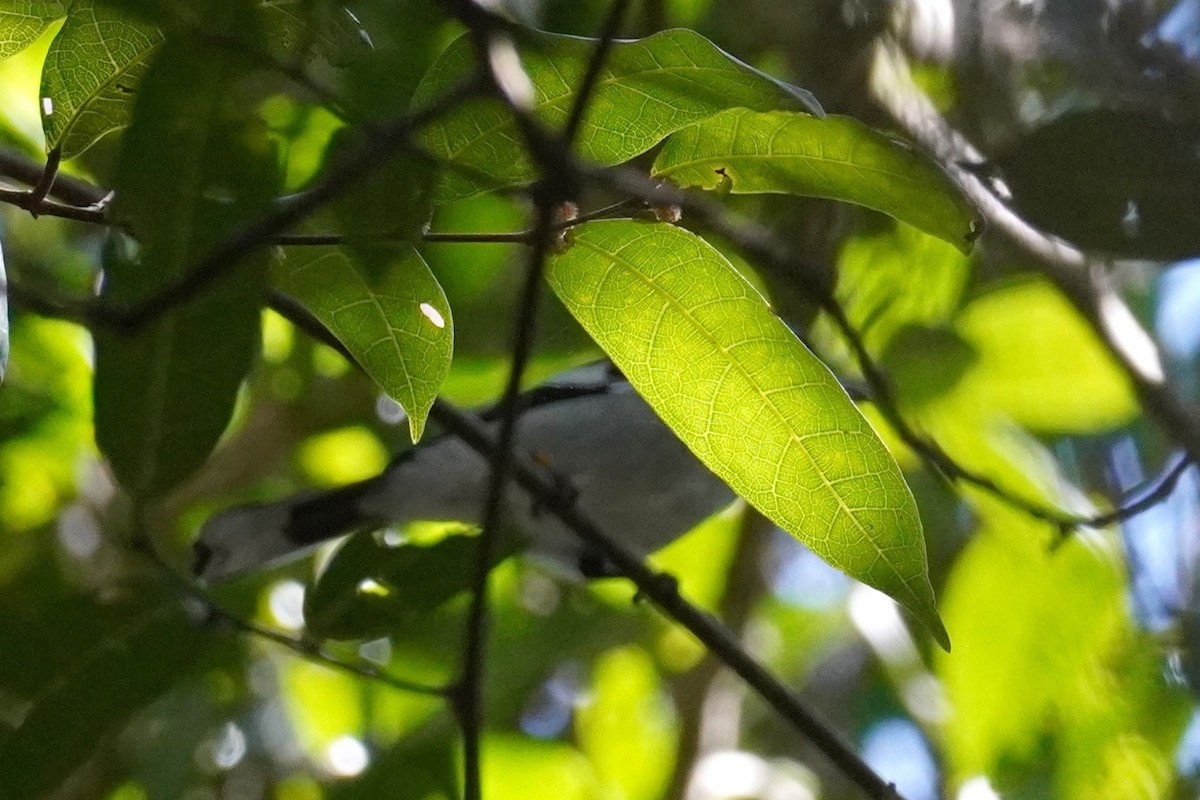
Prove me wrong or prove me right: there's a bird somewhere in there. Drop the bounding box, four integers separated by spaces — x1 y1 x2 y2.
192 361 736 584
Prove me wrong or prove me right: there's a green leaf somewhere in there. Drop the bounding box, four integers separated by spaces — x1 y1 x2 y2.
936 510 1190 796
0 238 8 382
39 0 161 157
94 2 276 498
652 109 980 251
546 220 947 649
482 735 599 800
812 222 971 370
954 278 1139 433
260 0 372 67
273 244 452 442
0 1 65 60
413 28 822 201
304 528 501 640
0 570 209 800
576 646 677 800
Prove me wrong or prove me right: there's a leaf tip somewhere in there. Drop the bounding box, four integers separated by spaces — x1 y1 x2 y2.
407 409 428 444
928 614 951 652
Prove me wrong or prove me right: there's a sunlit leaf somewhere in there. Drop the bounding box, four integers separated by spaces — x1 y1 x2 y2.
547 220 948 649
652 109 979 251
576 646 676 800
482 734 599 800
0 1 64 60
811 222 971 369
39 0 161 157
297 425 388 486
94 2 275 498
955 278 1139 433
413 28 822 201
260 94 344 191
842 222 969 342
0 318 91 535
273 245 452 442
937 508 1190 796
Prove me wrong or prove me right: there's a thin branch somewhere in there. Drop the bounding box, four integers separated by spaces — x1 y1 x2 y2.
0 147 105 207
427 398 902 800
588 161 1188 532
441 4 633 797
276 200 638 246
0 187 108 225
0 77 485 331
453 198 557 800
268 257 902 799
562 0 632 142
27 147 61 212
131 526 446 697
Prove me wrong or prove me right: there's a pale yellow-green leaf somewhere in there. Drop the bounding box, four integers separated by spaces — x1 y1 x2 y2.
955 278 1139 433
547 220 947 649
835 223 971 356
482 735 599 800
413 29 820 201
577 646 677 800
936 500 1189 796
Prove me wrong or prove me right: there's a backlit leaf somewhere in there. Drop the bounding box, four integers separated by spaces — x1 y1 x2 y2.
482 735 598 800
936 501 1190 796
273 244 452 442
576 646 677 800
547 220 947 649
954 278 1139 433
652 109 979 252
0 1 64 60
39 0 161 157
413 28 822 201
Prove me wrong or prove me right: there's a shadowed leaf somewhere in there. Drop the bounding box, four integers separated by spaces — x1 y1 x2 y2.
93 1 275 498
304 529 496 640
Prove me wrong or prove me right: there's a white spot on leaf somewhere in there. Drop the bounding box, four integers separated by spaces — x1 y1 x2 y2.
419 302 446 329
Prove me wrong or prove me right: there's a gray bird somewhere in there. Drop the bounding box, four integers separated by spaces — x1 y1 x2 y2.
192 361 735 583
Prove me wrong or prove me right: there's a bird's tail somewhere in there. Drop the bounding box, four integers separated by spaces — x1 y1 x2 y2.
192 480 382 584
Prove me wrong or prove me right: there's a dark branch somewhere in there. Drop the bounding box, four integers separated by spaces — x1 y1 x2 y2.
132 525 446 697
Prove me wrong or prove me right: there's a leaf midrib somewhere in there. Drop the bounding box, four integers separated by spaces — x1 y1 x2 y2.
573 228 914 588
